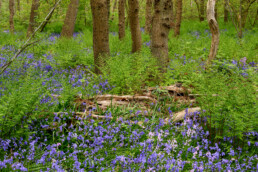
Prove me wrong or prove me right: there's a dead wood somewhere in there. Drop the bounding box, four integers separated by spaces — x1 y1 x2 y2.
164 107 201 124
206 0 219 67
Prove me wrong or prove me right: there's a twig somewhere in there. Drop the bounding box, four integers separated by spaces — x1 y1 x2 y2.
0 0 62 75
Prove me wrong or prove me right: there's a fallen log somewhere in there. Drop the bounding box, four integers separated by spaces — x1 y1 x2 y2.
164 107 201 124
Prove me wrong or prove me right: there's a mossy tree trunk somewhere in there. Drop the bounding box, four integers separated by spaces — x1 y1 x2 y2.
194 0 205 21
27 0 40 38
118 0 126 39
151 0 172 73
128 0 142 53
224 0 228 22
9 0 15 34
61 0 79 38
206 0 219 66
91 0 110 74
174 0 182 36
145 0 153 34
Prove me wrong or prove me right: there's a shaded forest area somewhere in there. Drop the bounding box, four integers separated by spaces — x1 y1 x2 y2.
0 0 257 171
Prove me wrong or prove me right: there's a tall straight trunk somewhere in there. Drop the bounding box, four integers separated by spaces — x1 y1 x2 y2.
170 0 174 27
224 0 228 22
238 0 242 38
16 0 20 12
90 0 110 74
111 0 118 20
9 0 15 34
27 0 40 38
215 0 218 20
145 0 153 34
107 0 111 18
174 0 182 36
118 0 126 39
200 0 205 21
206 0 219 66
61 0 79 38
128 0 142 53
151 0 172 73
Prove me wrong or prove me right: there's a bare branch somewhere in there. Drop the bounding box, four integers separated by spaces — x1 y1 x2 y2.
0 0 62 75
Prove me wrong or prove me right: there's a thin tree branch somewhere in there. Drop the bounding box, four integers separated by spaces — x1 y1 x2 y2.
0 0 62 75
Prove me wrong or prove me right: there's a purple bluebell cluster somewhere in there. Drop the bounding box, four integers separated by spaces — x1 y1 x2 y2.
0 110 257 171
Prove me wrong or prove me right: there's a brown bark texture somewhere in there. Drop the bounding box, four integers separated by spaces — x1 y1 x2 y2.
128 0 142 53
90 0 110 74
169 0 174 27
200 0 205 21
145 0 153 34
206 0 219 66
118 0 126 39
9 0 15 33
194 0 205 21
61 0 79 38
151 0 172 73
107 0 110 18
174 0 182 36
224 0 228 22
27 0 40 38
16 0 20 12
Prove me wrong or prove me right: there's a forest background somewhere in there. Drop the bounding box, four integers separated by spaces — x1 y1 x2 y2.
0 0 257 171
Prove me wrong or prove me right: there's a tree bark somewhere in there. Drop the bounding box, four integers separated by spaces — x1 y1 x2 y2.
128 0 142 53
145 0 153 34
174 0 182 37
169 0 174 28
9 0 15 34
224 0 228 22
118 0 126 39
91 0 110 74
27 0 40 38
215 0 218 20
194 0 205 21
16 0 20 12
151 0 172 73
200 0 205 21
61 0 79 38
107 0 111 18
206 0 219 66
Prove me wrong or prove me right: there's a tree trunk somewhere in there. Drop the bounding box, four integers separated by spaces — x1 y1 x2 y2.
27 0 40 38
253 8 258 26
111 0 118 20
107 0 111 18
238 0 242 38
91 0 110 74
170 0 174 28
151 0 172 73
61 0 79 38
40 2 57 32
118 0 126 39
16 0 20 12
174 0 182 37
206 0 219 66
9 0 15 34
215 0 218 20
224 0 228 22
200 0 205 21
128 0 142 53
145 0 153 34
